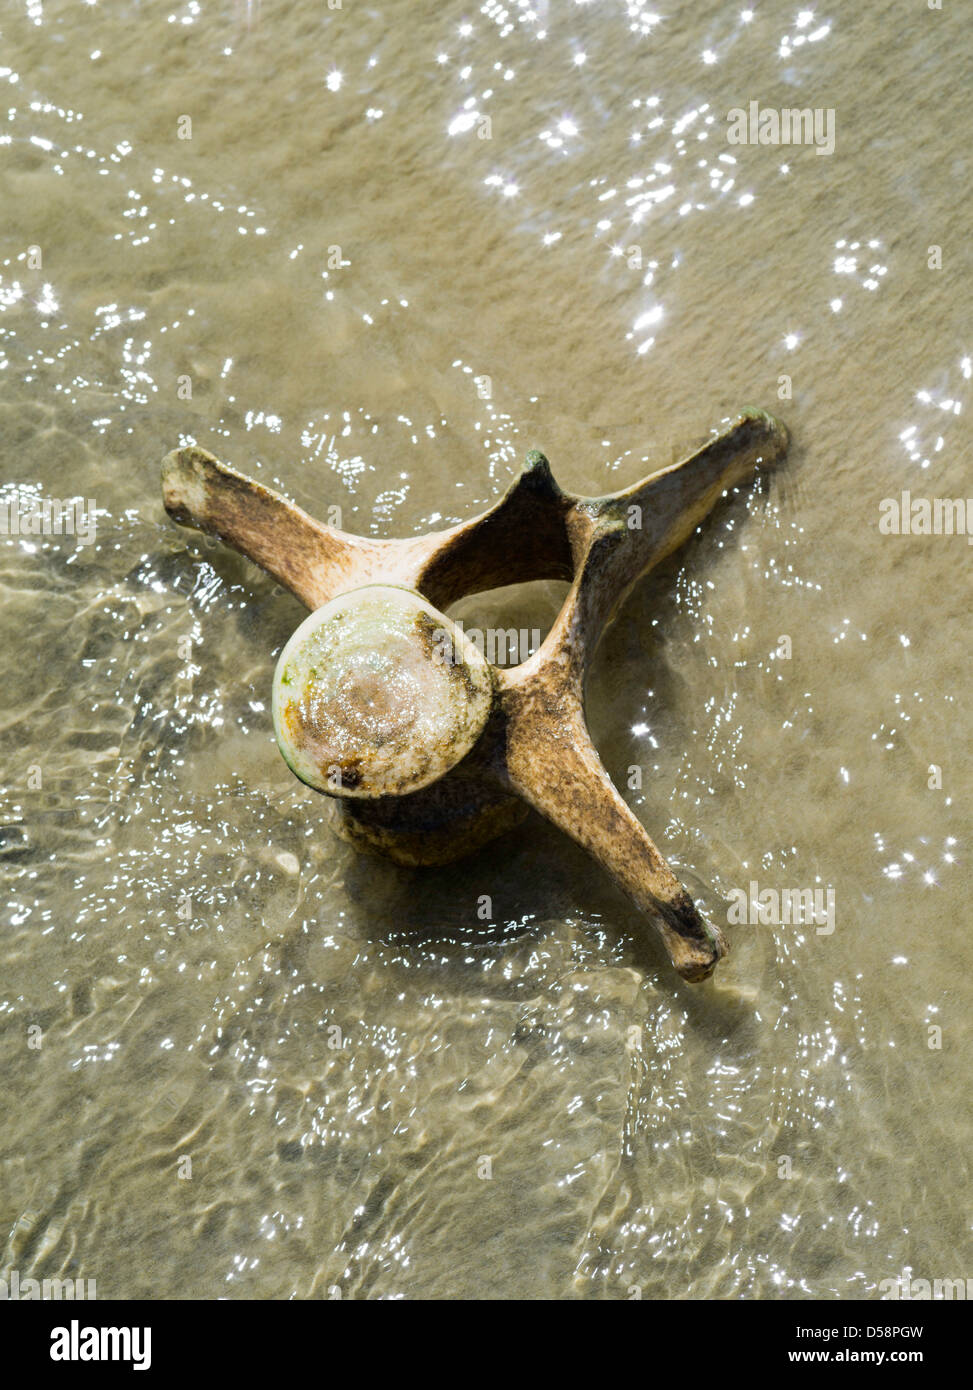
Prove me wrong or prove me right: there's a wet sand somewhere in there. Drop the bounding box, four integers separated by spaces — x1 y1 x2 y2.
0 1 969 1298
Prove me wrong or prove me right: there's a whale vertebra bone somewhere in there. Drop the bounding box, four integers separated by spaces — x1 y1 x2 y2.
162 407 789 982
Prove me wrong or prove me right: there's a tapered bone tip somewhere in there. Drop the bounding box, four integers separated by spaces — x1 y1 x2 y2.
659 892 729 982
523 448 550 469
676 956 720 983
738 406 790 456
519 448 560 493
671 935 727 982
161 445 220 526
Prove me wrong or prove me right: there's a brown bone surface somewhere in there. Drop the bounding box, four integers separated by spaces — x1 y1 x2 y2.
162 407 789 982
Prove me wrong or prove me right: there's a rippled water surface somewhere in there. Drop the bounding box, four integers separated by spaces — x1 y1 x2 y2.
1 1 970 1299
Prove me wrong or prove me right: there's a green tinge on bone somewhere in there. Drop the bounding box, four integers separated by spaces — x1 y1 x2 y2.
271 584 494 799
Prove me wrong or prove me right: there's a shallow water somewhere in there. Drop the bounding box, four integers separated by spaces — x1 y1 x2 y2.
1 1 970 1299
